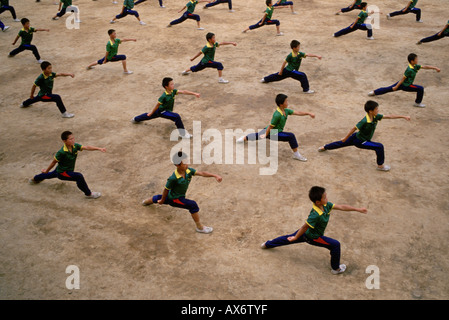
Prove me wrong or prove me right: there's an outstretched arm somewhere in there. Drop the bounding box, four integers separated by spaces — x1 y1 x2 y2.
56 73 75 78
190 51 203 61
383 114 411 121
219 41 237 47
333 204 367 213
122 38 137 42
292 110 315 118
341 126 357 143
421 65 441 72
195 171 222 182
178 90 200 98
81 145 107 152
35 28 50 32
306 53 322 60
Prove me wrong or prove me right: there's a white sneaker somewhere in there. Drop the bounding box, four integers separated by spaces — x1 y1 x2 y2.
413 102 426 108
376 164 391 172
131 117 139 124
36 59 43 63
318 146 326 152
181 132 192 139
292 12 298 15
366 36 375 40
236 136 245 143
124 70 133 74
218 78 229 84
181 70 190 75
416 20 423 23
197 27 204 30
160 5 166 8
276 32 284 36
261 242 267 249
368 91 375 96
331 264 346 275
229 9 235 13
139 21 146 25
166 24 172 28
304 89 315 94
13 19 20 22
110 20 115 24
293 154 307 161
260 78 266 83
86 191 101 199
2 26 10 31
386 14 391 20
196 226 213 234
61 112 75 118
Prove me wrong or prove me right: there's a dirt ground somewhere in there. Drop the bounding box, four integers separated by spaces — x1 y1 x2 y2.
0 0 448 301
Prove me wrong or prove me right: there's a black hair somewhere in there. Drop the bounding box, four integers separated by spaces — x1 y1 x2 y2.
21 18 29 25
361 2 367 8
61 131 73 141
290 40 300 49
172 151 187 166
162 77 173 88
266 0 272 6
364 100 379 113
407 53 418 63
275 94 288 107
206 32 215 41
309 186 326 204
40 61 52 71
108 29 115 35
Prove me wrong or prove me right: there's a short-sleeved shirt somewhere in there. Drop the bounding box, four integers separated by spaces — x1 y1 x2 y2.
201 42 219 63
61 0 72 8
355 113 383 141
265 6 274 20
186 0 198 13
124 0 134 9
285 51 307 72
34 72 57 96
408 0 418 9
18 27 35 45
165 168 197 200
305 202 334 239
54 143 83 173
106 38 121 60
356 10 368 24
403 64 421 87
266 107 294 135
158 89 178 112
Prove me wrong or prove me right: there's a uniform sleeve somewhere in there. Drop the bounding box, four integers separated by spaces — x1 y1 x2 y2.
285 54 291 63
173 89 178 96
157 94 165 105
201 46 208 54
165 176 176 191
376 114 384 121
285 108 294 116
75 143 83 152
106 42 111 52
299 52 307 58
270 113 280 127
415 64 421 71
327 202 334 213
189 168 197 176
54 150 63 162
34 75 43 87
305 211 318 229
355 118 365 130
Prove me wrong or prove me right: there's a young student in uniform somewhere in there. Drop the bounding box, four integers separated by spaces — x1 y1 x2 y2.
318 100 411 171
242 0 283 36
131 77 200 139
368 53 441 108
334 2 374 39
29 131 105 199
335 0 363 15
52 0 72 20
260 40 321 94
134 0 165 9
110 0 146 25
237 93 315 162
203 0 234 13
142 151 222 234
168 0 209 30
20 61 75 118
387 0 422 23
86 29 135 74
261 186 368 275
0 0 20 21
417 20 449 44
9 18 49 63
180 32 237 84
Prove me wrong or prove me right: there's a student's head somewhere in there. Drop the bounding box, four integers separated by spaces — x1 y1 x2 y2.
162 77 174 91
309 186 327 205
290 40 300 51
172 151 188 170
108 29 116 38
61 131 75 146
361 2 368 10
266 0 272 6
206 32 215 43
407 53 418 65
364 100 379 115
40 61 52 73
21 18 30 28
275 94 288 108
